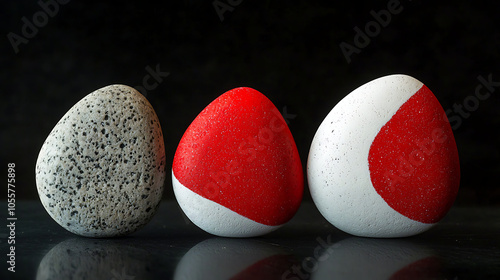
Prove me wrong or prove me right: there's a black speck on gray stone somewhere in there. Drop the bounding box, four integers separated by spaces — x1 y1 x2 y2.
35 85 166 238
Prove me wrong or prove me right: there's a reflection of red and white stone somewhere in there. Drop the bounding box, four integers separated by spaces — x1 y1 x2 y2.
173 87 303 237
174 238 297 280
308 75 460 238
311 238 441 280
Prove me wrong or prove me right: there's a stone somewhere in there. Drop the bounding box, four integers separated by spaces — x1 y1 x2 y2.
35 84 165 237
307 74 460 238
172 87 303 237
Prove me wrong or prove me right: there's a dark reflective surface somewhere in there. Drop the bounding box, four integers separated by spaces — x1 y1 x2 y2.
311 238 441 280
1 201 499 280
174 238 297 280
37 238 155 280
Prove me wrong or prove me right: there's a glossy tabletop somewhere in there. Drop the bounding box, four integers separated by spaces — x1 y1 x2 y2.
1 201 499 280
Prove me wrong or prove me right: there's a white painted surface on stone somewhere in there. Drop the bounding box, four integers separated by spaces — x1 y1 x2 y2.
172 171 280 237
307 75 432 237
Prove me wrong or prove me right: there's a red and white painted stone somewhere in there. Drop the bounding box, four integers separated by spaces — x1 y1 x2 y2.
173 87 303 237
307 74 460 238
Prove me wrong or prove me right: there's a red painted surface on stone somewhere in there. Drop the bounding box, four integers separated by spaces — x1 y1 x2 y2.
173 87 303 226
230 254 298 280
389 256 442 280
368 85 460 224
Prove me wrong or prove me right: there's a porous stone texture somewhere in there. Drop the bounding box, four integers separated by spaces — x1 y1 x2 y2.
35 85 165 237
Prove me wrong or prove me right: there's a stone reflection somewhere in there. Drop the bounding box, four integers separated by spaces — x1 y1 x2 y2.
37 238 153 280
174 238 297 280
310 237 442 280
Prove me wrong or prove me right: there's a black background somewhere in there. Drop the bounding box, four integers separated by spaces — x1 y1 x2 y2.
1 0 499 205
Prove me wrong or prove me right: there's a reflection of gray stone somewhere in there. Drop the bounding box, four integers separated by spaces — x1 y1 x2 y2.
37 238 152 280
311 238 438 280
174 238 292 280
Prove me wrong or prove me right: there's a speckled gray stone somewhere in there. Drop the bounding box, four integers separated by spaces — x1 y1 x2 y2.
35 85 165 237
